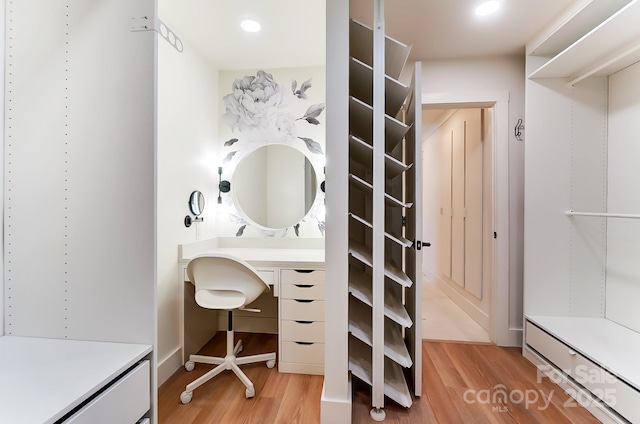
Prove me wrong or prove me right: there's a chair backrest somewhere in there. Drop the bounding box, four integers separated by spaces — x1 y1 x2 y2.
186 254 270 310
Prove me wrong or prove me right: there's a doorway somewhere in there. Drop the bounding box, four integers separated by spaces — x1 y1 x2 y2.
421 107 491 343
418 91 512 346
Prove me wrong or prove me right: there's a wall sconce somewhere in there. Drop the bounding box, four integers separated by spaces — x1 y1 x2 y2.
184 190 205 228
218 166 231 204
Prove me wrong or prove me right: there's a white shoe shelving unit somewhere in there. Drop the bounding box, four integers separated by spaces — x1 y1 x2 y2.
346 0 423 419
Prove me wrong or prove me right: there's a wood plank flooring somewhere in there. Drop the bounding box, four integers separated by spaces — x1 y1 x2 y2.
159 333 600 424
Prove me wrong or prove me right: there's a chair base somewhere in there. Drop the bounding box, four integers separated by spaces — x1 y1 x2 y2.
180 331 276 404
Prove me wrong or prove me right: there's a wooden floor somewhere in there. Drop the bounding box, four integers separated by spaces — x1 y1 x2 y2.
159 333 600 424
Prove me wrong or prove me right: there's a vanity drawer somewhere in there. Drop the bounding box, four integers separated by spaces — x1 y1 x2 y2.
64 360 150 424
280 299 324 321
281 320 324 342
526 321 640 423
281 269 325 286
280 341 324 365
280 283 324 300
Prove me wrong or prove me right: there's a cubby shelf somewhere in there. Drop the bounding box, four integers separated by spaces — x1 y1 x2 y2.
349 337 412 408
349 96 411 153
349 57 409 117
349 297 413 368
349 135 412 179
348 265 413 328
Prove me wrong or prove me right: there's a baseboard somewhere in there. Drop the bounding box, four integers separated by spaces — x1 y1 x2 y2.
433 276 490 331
157 346 183 387
321 377 353 424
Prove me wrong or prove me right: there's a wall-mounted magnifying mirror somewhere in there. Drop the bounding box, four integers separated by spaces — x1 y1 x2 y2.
185 190 205 227
232 144 318 231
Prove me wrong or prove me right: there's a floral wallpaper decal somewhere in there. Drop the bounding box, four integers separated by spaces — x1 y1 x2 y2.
221 69 326 237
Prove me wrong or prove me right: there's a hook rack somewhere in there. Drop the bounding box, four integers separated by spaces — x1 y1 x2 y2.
514 118 524 141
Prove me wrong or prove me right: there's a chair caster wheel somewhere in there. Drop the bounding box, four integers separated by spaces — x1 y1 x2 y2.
266 359 276 369
184 361 195 371
370 407 385 421
245 387 255 399
180 391 193 404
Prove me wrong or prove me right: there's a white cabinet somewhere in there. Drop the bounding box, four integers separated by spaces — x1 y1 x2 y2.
65 361 150 424
279 269 325 374
524 1 640 423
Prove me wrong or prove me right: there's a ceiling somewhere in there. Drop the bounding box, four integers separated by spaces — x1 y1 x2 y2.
160 0 575 70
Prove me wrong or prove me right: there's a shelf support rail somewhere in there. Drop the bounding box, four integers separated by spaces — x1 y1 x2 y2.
566 210 640 219
131 16 184 53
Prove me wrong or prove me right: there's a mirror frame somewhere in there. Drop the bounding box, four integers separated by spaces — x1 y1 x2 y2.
231 144 319 232
188 190 205 217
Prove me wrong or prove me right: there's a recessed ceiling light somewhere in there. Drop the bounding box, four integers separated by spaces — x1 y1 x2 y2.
475 0 500 16
240 18 261 33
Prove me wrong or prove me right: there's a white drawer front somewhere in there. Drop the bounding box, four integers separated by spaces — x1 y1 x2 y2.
280 283 324 300
281 341 324 365
281 269 325 285
280 299 324 321
282 320 325 342
65 360 150 424
526 322 640 423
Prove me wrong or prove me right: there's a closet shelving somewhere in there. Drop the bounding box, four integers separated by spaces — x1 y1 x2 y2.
527 0 640 83
524 1 640 423
346 7 422 419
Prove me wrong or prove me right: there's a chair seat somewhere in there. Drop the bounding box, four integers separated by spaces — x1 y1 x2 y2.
195 289 246 310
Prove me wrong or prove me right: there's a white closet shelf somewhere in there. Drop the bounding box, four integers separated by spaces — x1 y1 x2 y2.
528 0 640 80
348 265 413 328
350 213 413 248
349 297 413 368
348 240 413 288
349 96 411 154
349 57 409 117
348 336 413 408
349 135 412 179
526 316 640 390
349 173 413 209
349 19 411 81
527 0 633 56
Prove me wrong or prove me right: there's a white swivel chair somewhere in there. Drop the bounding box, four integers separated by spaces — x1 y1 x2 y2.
180 254 276 404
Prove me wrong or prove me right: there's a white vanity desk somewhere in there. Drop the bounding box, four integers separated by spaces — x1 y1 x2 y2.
179 238 325 375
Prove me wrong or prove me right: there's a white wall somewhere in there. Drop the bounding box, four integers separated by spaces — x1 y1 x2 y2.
156 33 219 383
606 61 640 333
417 56 526 342
0 0 4 336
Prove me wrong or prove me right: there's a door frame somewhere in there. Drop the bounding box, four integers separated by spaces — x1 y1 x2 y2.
422 91 517 346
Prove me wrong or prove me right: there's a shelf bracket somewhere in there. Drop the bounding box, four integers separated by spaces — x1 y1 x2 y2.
131 16 183 53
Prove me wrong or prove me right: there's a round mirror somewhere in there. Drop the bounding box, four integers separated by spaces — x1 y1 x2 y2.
232 144 318 230
189 190 205 216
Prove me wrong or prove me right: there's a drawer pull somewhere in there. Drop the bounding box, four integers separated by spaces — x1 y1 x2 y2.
295 320 314 324
294 270 314 273
568 349 577 356
294 341 314 346
294 299 314 303
294 284 314 288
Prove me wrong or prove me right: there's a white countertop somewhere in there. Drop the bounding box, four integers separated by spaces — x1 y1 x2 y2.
179 238 325 268
0 336 151 423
